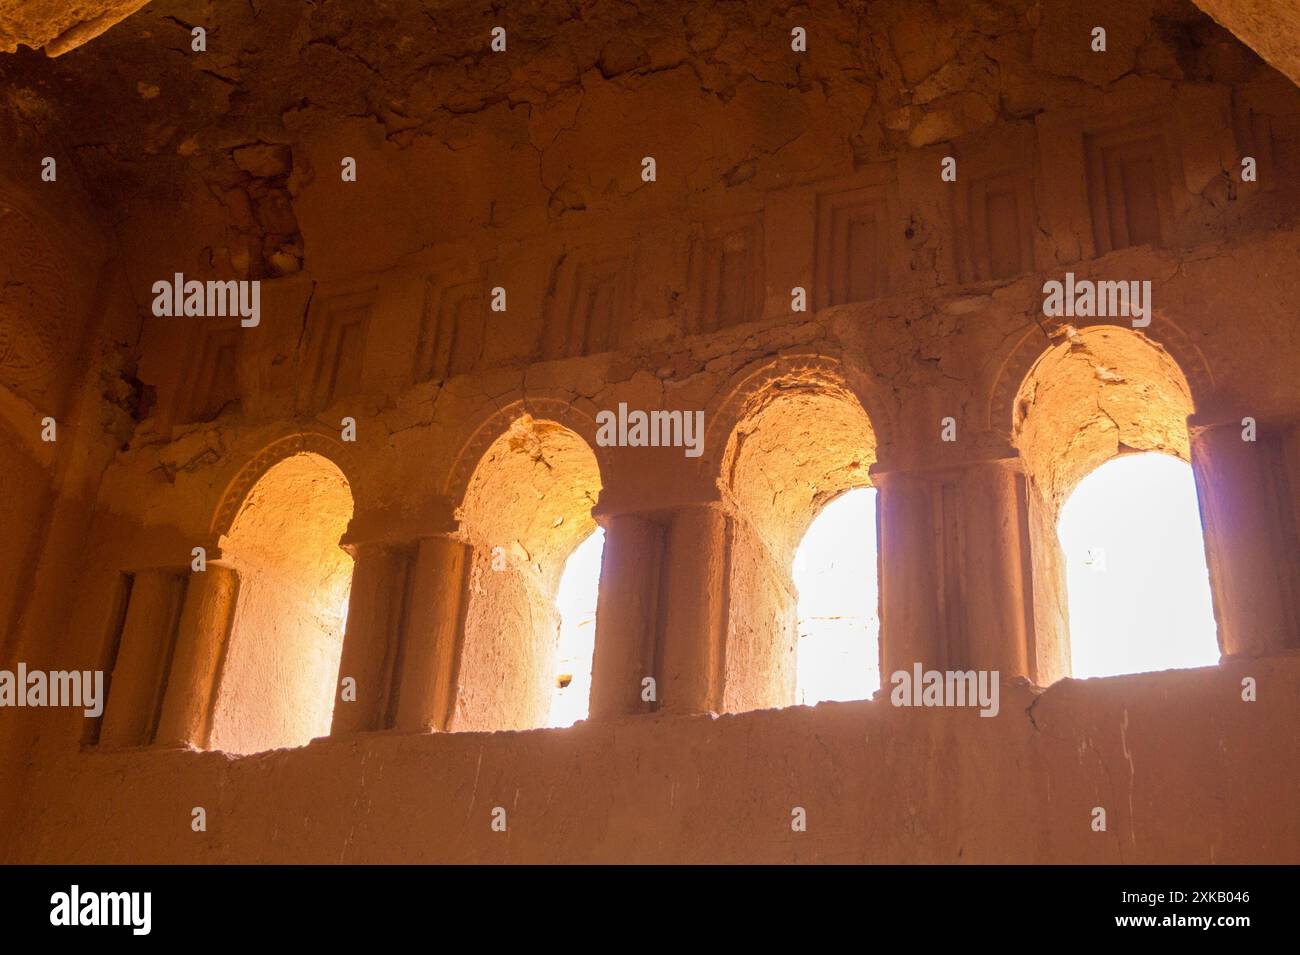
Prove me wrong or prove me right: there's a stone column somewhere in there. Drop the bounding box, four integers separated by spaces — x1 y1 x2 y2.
874 457 1036 682
657 504 731 715
958 459 1035 680
330 541 410 735
98 569 187 747
392 535 472 732
588 513 665 720
874 468 944 677
154 564 240 748
584 501 736 721
1190 419 1300 656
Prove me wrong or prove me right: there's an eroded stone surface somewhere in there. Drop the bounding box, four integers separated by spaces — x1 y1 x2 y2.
1194 0 1300 86
0 0 151 56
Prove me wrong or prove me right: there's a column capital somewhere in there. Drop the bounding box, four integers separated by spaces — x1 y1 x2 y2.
591 491 724 523
341 495 460 548
1189 409 1300 435
870 447 1025 484
590 448 721 520
120 524 219 574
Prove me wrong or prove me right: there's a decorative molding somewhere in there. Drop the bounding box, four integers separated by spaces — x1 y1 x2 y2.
689 212 764 333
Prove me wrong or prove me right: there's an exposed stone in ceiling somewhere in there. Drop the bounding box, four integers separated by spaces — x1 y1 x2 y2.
0 0 151 56
0 0 1283 285
1193 0 1300 87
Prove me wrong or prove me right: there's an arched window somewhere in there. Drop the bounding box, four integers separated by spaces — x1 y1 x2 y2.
454 415 602 731
1012 326 1220 681
793 487 880 704
719 378 878 711
1057 452 1218 677
208 452 355 754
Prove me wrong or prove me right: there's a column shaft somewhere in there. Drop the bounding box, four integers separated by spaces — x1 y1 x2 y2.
657 505 731 715
1191 422 1300 655
588 514 665 720
155 565 240 748
330 542 409 734
876 461 1036 681
98 569 187 747
958 461 1034 680
876 470 944 677
392 536 471 732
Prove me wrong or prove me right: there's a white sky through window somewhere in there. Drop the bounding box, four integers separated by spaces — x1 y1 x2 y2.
547 527 606 727
794 487 880 705
1058 452 1219 679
